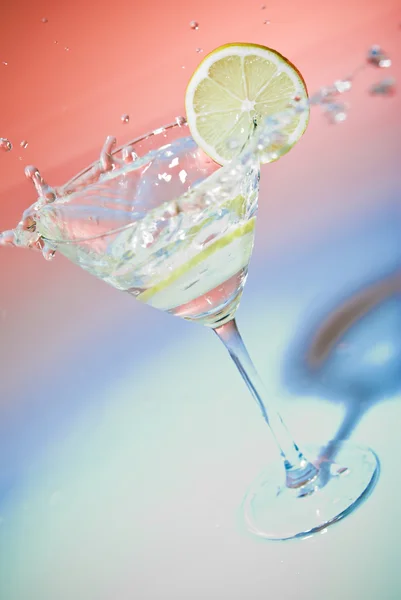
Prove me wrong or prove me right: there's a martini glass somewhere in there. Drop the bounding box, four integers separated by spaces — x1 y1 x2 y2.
0 118 379 541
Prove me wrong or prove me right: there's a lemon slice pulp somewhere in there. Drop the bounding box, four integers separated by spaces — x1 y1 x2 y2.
185 43 309 165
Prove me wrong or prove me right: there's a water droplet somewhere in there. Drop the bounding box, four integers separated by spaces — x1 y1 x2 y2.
334 79 352 93
196 47 203 53
369 77 396 96
54 40 58 44
121 113 130 124
64 46 70 52
20 140 28 149
324 102 347 124
181 65 186 69
190 20 199 30
0 138 12 152
42 243 56 261
367 45 391 68
0 231 15 246
2 61 8 66
263 19 271 24
41 17 48 23
175 116 186 126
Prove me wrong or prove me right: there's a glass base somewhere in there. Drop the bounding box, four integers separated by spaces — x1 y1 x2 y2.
243 442 379 541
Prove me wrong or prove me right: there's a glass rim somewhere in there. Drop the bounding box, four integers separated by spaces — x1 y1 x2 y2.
40 116 259 247
62 118 188 191
41 118 202 246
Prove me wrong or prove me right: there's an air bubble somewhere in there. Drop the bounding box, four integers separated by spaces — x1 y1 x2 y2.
121 113 130 124
190 20 199 30
0 138 12 152
226 138 240 151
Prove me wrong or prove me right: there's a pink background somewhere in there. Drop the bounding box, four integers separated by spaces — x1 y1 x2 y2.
0 1 400 599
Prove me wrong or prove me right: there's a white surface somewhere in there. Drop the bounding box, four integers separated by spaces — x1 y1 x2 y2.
0 286 400 600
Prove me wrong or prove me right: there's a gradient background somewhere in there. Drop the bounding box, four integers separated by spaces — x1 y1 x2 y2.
0 1 400 599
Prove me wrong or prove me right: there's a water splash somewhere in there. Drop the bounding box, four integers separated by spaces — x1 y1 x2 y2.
0 44 396 257
0 138 12 152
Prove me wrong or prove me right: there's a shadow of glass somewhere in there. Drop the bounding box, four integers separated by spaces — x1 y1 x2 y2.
282 269 401 470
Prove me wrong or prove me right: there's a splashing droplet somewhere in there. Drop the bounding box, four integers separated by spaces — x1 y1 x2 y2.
370 77 396 96
196 47 203 53
42 243 56 261
0 138 12 152
20 140 28 149
2 61 8 66
324 102 347 124
367 45 391 68
41 17 48 23
121 113 130 124
334 79 352 93
190 20 199 30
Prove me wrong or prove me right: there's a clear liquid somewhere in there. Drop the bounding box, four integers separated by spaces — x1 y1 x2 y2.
34 136 259 327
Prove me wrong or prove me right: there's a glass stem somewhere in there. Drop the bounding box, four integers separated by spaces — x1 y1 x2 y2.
214 319 318 488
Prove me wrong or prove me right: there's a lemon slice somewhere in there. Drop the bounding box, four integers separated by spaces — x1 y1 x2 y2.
185 42 309 165
137 216 255 310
